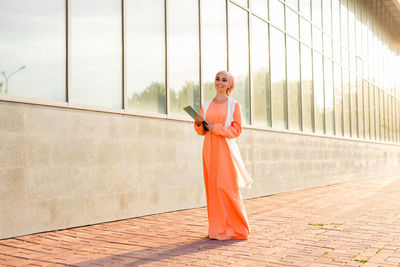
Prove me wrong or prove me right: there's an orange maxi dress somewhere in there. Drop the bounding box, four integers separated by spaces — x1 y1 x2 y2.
194 100 250 240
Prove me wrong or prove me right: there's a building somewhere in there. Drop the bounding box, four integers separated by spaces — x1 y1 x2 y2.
1 0 400 239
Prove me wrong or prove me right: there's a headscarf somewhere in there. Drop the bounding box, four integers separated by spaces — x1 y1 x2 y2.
215 70 235 96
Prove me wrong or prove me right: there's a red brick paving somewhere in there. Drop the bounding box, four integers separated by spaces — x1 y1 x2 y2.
2 175 400 266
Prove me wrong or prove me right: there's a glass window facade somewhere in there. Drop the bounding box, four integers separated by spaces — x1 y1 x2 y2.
70 0 122 108
1 0 400 143
0 0 65 101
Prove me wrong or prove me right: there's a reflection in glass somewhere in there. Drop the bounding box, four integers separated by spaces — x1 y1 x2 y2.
350 73 357 137
312 27 322 52
369 83 375 140
301 45 313 132
270 0 284 29
229 3 250 124
201 0 226 102
270 27 286 129
333 63 342 136
299 0 311 19
311 0 322 27
71 0 121 108
324 34 332 58
356 76 364 138
323 0 332 33
251 0 268 19
126 0 165 113
342 70 350 137
313 52 324 133
251 16 270 127
0 0 65 101
287 37 301 131
168 0 199 115
332 0 340 41
300 19 311 46
324 58 334 135
385 93 389 141
286 7 299 38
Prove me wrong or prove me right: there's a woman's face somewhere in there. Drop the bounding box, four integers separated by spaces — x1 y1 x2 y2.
215 73 229 94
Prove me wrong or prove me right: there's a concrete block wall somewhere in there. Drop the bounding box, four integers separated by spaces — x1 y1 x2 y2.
1 101 399 239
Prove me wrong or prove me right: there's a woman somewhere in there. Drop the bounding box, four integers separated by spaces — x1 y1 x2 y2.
194 70 252 240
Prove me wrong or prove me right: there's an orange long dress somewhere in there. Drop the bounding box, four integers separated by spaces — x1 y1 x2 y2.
194 100 250 240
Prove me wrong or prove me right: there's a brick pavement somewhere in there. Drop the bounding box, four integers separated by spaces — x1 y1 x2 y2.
1 175 400 266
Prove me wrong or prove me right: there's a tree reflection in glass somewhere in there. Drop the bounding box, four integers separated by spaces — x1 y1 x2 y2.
251 16 270 127
168 0 199 115
201 0 226 102
0 0 65 100
228 3 250 124
126 0 165 113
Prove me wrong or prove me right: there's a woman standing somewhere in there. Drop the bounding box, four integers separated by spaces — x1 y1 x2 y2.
194 70 252 240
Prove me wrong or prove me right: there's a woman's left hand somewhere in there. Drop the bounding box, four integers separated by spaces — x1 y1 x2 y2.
205 123 214 131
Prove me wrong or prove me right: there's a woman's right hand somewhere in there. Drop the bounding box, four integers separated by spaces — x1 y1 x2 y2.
195 114 204 126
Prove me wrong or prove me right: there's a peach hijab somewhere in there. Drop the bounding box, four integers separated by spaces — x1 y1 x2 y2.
216 70 235 96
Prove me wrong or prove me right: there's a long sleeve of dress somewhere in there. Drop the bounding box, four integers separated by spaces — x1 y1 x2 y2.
194 106 206 136
211 102 242 138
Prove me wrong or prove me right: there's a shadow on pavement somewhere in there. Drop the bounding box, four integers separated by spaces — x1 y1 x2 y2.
74 236 246 266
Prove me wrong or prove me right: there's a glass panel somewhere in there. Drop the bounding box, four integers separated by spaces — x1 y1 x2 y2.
251 16 270 127
312 26 322 52
235 0 248 7
340 0 348 46
356 76 364 139
350 72 357 137
270 27 286 129
385 93 389 141
301 45 313 132
356 57 362 76
333 40 341 63
334 63 342 136
324 58 334 135
323 34 332 58
71 0 121 108
349 53 356 73
300 18 311 46
369 83 375 140
323 0 331 34
363 80 370 139
332 0 340 41
287 37 301 131
341 47 348 68
126 0 165 113
201 0 227 102
375 86 380 140
313 52 324 133
286 7 299 38
311 0 321 27
380 90 384 140
270 0 284 29
286 0 298 11
342 69 350 137
299 0 311 19
347 0 355 52
229 3 250 124
251 0 268 19
0 0 65 101
168 0 199 115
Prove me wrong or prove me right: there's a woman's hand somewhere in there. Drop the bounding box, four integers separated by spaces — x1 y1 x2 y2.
195 114 204 126
205 123 214 131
